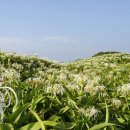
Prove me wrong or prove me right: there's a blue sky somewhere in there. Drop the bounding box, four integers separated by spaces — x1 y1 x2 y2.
0 0 130 61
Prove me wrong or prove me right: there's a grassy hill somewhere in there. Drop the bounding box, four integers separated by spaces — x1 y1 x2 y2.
0 51 130 129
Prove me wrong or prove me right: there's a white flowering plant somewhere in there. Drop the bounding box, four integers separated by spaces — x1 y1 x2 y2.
0 51 130 129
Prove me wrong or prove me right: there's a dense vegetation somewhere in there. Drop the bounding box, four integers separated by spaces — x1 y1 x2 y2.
0 51 130 130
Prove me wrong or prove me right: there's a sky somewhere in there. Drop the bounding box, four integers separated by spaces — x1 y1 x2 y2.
0 0 130 61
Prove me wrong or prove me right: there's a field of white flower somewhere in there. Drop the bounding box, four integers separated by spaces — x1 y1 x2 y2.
0 51 130 130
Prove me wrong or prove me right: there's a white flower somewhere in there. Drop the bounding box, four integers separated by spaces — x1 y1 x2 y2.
89 107 99 119
79 106 98 120
12 63 23 70
104 63 109 66
100 92 108 97
95 86 106 93
53 84 65 95
68 84 80 91
57 73 67 80
84 85 96 95
117 84 130 96
32 77 42 84
1 69 20 82
112 98 122 108
45 84 65 97
46 85 53 93
0 82 3 87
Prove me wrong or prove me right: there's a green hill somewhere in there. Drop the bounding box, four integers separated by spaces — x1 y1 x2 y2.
0 51 130 129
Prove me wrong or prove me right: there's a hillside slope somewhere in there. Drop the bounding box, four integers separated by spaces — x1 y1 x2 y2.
0 51 130 129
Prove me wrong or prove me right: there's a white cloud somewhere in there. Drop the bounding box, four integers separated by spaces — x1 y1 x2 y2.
42 36 75 43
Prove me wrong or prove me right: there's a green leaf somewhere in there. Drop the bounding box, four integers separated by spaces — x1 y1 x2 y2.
19 121 60 130
104 101 109 130
19 122 41 130
31 94 44 110
0 123 14 130
117 117 125 124
10 103 30 124
54 123 67 130
68 99 79 110
54 122 76 130
64 122 76 129
122 103 128 112
55 97 62 105
48 115 61 121
30 110 46 130
89 123 120 130
43 121 58 126
105 102 109 123
59 106 70 115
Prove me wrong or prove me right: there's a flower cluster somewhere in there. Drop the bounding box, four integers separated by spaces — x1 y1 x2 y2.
45 84 65 97
111 98 122 108
117 84 130 96
79 106 99 120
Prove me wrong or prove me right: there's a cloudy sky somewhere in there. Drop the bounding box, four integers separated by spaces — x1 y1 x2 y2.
0 0 130 61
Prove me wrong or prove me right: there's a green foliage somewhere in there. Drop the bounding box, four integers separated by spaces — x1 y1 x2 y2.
0 123 14 130
0 51 130 129
93 51 120 57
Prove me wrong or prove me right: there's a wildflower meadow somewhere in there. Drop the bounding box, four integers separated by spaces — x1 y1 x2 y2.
0 51 130 130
